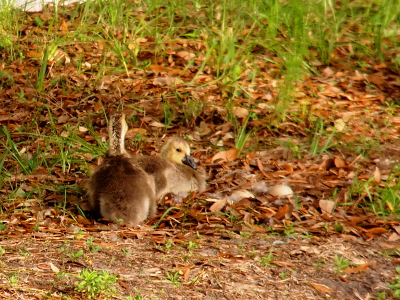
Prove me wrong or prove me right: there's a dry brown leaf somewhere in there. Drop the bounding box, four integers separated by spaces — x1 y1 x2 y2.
149 65 165 72
49 262 60 273
393 226 400 235
367 74 386 85
26 51 42 58
119 280 130 290
367 227 388 235
322 67 334 77
211 149 239 163
148 120 165 128
57 114 69 124
334 157 346 168
342 262 372 273
271 260 296 267
388 232 400 242
334 118 346 132
176 51 196 60
274 205 289 220
78 126 88 132
209 199 227 212
373 166 381 182
153 76 182 86
308 282 336 293
130 128 147 135
233 106 249 118
59 19 68 34
319 200 335 214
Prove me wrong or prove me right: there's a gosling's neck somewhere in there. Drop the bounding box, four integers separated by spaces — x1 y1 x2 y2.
108 113 128 156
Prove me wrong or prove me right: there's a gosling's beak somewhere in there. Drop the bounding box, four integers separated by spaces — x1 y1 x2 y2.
182 154 198 170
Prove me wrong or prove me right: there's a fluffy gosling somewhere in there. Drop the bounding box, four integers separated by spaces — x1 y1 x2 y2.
87 114 206 226
87 113 157 226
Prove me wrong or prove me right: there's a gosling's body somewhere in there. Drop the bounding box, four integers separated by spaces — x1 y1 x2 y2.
88 155 157 226
87 113 157 226
87 115 205 226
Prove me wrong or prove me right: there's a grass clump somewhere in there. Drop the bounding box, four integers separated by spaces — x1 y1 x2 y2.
74 269 118 299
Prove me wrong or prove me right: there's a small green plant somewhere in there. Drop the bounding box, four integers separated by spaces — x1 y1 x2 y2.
377 291 388 300
125 296 144 300
187 241 199 250
279 272 288 279
233 110 257 155
69 250 84 259
388 275 400 298
260 251 274 267
278 139 302 159
309 117 338 156
86 237 102 253
0 246 5 256
74 269 118 299
121 248 131 256
333 255 351 273
283 222 296 236
165 270 181 288
239 231 251 239
9 274 19 285
19 246 31 257
313 260 325 270
162 101 175 129
157 239 174 254
245 250 256 259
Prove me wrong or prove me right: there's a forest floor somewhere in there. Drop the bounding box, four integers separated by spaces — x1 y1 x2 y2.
1 1 400 299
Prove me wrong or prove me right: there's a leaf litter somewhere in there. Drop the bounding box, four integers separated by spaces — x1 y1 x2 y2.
0 1 400 299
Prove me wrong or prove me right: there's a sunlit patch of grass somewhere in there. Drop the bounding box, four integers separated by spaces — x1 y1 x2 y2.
347 166 400 216
1 0 398 118
308 117 340 156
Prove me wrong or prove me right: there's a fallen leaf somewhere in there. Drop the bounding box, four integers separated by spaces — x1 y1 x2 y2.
322 67 334 77
153 76 182 86
308 282 336 293
367 227 388 235
209 199 227 212
343 262 372 273
274 205 289 220
233 106 249 118
49 262 60 273
176 51 196 60
334 118 346 132
268 185 293 197
211 149 239 163
334 157 346 168
388 232 400 242
373 167 381 182
319 200 335 214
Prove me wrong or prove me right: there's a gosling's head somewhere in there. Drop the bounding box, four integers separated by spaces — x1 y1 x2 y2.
108 112 128 155
160 137 198 170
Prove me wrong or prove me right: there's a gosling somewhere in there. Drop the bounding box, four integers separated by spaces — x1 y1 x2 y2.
87 113 206 226
132 136 206 198
87 113 157 226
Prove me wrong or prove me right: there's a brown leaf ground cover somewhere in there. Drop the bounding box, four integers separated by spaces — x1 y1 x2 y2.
1 0 400 299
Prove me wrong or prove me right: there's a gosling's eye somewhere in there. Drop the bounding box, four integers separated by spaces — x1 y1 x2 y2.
176 148 181 152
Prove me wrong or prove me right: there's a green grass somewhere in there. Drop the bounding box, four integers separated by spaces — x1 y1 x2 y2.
333 254 351 273
74 269 118 299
